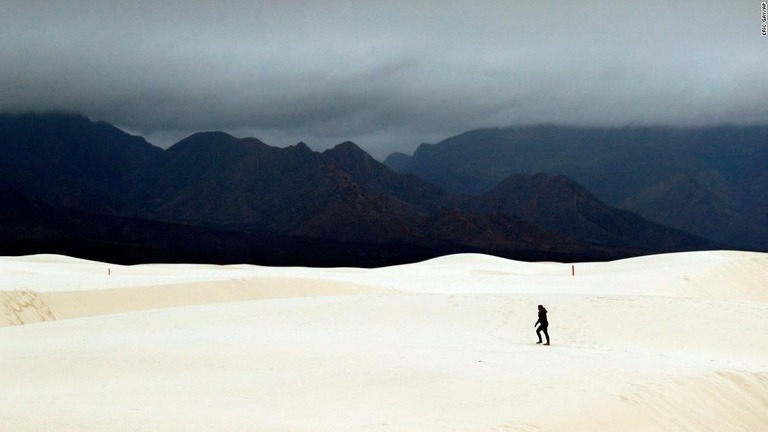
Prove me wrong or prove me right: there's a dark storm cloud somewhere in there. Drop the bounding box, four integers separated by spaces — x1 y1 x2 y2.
1 1 766 158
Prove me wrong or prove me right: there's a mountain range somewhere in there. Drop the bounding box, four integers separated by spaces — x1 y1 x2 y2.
385 125 768 251
0 113 721 266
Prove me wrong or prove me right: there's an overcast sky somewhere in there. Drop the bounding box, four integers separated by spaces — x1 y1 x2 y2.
1 1 766 158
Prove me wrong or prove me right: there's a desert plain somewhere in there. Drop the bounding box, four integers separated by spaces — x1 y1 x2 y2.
1 250 767 431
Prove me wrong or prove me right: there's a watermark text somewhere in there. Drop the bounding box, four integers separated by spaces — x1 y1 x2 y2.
762 2 767 36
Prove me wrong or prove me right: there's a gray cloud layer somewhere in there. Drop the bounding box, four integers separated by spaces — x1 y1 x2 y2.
1 1 766 158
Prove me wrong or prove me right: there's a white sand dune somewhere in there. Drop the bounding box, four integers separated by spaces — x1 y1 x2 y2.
1 251 767 431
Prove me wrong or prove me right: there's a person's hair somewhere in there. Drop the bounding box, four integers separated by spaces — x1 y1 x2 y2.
538 304 543 309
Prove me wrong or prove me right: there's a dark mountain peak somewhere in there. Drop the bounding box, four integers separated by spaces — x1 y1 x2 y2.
167 132 272 158
0 112 164 215
496 173 593 196
320 140 451 213
322 141 394 185
481 173 602 218
324 141 371 161
0 111 161 158
0 111 156 149
280 141 317 165
286 141 313 154
177 131 271 147
171 131 238 147
471 172 714 252
195 130 235 140
335 140 363 150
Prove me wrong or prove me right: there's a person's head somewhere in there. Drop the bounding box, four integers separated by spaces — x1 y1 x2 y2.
538 304 544 311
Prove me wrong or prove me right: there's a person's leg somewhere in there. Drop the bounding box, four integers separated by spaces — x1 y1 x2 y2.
536 326 543 343
542 325 550 345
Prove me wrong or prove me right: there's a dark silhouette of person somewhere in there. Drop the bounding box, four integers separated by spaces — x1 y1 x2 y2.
535 304 550 345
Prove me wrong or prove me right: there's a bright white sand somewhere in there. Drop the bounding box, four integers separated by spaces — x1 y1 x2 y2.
1 251 767 431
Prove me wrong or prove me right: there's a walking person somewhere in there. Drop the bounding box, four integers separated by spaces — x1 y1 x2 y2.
535 304 550 345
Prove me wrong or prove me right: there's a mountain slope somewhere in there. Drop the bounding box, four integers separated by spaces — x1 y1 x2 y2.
146 133 430 243
0 113 723 265
467 174 714 252
385 125 768 250
0 112 163 216
146 133 613 257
